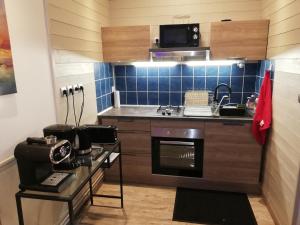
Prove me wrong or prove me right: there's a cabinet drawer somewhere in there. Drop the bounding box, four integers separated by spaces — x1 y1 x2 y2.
118 132 151 155
101 118 150 132
204 122 256 143
151 120 204 129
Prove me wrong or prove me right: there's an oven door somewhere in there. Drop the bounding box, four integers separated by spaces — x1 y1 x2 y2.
152 138 203 177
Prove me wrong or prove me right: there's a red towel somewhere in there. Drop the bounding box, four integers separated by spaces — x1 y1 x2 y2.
252 70 272 145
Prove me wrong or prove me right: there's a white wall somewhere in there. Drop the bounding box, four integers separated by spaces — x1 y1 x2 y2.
0 0 56 162
47 0 110 124
0 0 58 224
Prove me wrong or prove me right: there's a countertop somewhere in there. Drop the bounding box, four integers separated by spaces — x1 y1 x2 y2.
98 106 253 123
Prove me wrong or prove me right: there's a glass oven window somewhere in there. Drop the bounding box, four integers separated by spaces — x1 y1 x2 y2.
152 137 203 178
160 141 195 170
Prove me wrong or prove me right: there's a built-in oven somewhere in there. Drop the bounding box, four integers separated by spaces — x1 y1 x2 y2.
151 128 204 178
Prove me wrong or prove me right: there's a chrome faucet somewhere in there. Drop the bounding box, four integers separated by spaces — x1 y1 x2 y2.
213 83 232 102
213 95 229 115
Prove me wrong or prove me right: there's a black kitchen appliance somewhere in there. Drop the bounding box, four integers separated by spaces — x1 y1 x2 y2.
151 128 204 178
14 137 74 192
159 23 200 48
85 125 118 144
43 124 79 169
75 125 92 155
43 124 76 144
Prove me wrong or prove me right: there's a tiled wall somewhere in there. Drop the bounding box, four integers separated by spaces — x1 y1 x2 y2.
114 62 260 106
255 60 275 95
94 63 113 112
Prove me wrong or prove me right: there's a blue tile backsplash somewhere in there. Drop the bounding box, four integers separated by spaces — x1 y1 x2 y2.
255 60 275 95
114 62 261 106
94 63 113 112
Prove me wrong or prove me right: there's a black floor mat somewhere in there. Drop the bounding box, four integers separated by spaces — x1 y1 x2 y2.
173 188 258 225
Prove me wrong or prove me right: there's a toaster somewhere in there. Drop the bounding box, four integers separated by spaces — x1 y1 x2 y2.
85 125 118 144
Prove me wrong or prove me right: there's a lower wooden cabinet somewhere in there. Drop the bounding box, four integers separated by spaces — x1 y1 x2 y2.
203 122 262 184
118 132 151 155
104 131 152 182
100 118 152 183
105 154 152 183
101 117 262 193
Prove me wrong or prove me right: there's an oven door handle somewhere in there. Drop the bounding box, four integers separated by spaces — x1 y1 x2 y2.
159 141 195 146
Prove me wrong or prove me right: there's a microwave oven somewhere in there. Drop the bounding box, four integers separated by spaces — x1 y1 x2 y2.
159 23 200 48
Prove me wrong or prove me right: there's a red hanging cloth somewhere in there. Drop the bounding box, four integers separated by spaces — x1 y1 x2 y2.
252 70 272 145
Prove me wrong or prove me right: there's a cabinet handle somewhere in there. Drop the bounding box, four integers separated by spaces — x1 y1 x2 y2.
222 121 245 126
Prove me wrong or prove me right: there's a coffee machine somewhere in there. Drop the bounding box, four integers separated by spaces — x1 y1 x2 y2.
43 124 81 169
14 137 74 192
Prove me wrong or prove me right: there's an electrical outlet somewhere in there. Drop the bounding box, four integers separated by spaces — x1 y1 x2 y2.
67 85 74 95
73 84 80 93
78 83 84 91
60 86 68 97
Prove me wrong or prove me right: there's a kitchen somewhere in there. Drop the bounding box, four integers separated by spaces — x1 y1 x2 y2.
0 0 299 225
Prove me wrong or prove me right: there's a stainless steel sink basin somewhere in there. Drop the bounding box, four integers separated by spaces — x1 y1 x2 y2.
183 106 214 117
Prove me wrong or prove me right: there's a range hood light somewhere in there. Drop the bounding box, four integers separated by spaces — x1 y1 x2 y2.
185 60 243 66
132 61 178 67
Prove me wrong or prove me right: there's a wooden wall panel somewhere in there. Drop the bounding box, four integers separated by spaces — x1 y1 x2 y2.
262 0 300 58
109 0 262 47
261 59 300 225
261 1 300 224
47 0 110 124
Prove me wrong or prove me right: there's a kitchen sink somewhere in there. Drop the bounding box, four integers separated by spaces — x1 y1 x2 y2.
219 104 246 116
183 106 213 117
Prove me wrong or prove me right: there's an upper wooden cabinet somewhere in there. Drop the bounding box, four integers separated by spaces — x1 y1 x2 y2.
210 20 269 60
101 25 151 62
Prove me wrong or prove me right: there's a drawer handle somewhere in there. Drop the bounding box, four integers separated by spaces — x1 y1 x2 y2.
222 121 245 126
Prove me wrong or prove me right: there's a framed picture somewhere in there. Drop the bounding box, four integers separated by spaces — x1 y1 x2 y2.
0 0 16 96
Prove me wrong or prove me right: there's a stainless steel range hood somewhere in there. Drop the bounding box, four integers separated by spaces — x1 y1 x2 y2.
149 47 210 62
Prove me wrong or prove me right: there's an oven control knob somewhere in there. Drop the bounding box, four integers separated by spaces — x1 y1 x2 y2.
193 27 198 33
193 34 198 40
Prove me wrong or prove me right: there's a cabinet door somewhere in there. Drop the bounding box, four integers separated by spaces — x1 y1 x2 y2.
101 25 151 62
203 122 262 184
210 20 269 60
105 155 152 183
118 132 151 156
101 118 152 182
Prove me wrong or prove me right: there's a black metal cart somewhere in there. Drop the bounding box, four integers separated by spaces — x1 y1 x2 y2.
15 141 123 225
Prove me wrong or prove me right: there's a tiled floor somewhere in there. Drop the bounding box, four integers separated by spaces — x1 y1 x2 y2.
79 183 275 225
